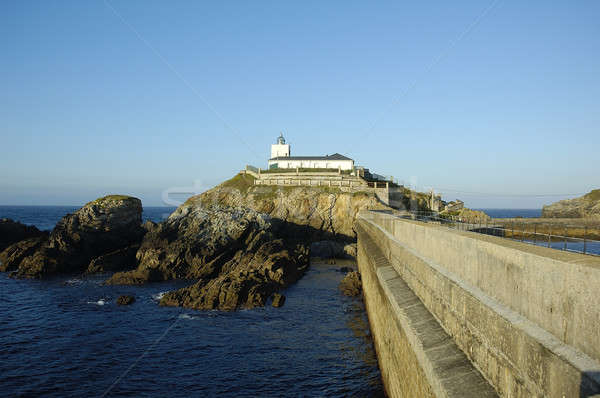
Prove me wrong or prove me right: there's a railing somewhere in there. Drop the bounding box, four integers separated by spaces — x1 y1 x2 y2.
393 211 600 256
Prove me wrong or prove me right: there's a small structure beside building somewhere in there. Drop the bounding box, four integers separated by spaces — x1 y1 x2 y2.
444 200 464 213
267 134 354 171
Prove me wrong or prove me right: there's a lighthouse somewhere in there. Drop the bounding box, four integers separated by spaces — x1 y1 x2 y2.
270 133 290 159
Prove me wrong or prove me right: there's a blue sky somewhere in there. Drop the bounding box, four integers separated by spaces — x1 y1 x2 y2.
1 1 598 208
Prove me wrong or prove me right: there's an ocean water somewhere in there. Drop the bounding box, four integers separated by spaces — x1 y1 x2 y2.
0 206 384 397
475 208 542 218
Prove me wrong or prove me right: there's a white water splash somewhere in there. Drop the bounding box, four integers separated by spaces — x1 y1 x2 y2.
152 291 167 301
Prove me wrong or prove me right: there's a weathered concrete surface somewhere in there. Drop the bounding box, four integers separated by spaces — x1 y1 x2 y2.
357 222 497 398
358 210 600 397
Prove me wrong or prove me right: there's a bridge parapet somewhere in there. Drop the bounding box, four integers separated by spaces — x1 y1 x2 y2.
358 210 600 397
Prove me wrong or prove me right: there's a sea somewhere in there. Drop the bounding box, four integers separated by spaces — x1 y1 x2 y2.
0 206 384 397
475 208 542 219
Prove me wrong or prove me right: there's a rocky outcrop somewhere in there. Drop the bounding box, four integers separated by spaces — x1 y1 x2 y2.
339 271 362 297
0 195 144 278
440 207 491 223
0 219 46 252
117 295 135 305
194 173 391 240
542 189 600 219
108 204 309 311
271 293 285 307
0 236 47 272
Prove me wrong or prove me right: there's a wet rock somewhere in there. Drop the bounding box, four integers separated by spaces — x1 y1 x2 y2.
339 271 362 297
0 219 46 252
339 266 352 273
116 295 135 305
2 195 144 278
271 293 286 308
87 245 139 273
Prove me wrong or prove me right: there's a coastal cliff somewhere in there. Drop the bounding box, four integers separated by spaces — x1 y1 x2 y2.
191 173 391 240
542 189 600 219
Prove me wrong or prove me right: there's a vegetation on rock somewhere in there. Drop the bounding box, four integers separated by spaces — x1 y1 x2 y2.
542 189 600 219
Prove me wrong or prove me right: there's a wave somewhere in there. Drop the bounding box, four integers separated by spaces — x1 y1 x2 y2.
87 299 106 306
178 313 200 320
152 291 167 301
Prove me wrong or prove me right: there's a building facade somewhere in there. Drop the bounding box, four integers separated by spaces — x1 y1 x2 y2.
267 134 354 170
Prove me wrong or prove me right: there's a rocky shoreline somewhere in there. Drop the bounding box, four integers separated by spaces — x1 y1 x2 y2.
542 189 600 219
0 174 392 310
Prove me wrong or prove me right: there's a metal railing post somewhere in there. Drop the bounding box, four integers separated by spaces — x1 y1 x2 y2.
548 226 551 248
533 224 537 245
563 225 567 251
583 226 587 254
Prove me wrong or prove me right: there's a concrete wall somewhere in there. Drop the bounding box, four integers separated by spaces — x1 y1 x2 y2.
267 158 354 170
358 211 600 397
358 221 498 397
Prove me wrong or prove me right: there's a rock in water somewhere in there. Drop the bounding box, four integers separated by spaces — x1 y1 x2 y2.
271 293 285 308
116 295 135 305
109 204 308 311
0 219 46 252
339 271 362 297
0 195 144 278
86 244 139 273
0 236 47 273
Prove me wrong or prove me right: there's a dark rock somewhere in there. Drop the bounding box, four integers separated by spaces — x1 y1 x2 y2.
310 240 345 258
87 245 139 273
3 195 144 278
109 204 308 311
142 220 157 233
0 219 46 252
116 295 135 305
0 236 47 272
310 240 357 260
339 266 352 273
339 271 362 297
271 293 285 308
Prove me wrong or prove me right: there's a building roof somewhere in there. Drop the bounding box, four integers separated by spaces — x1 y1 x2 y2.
269 153 353 161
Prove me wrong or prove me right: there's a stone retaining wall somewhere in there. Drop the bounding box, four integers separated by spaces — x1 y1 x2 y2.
358 211 600 397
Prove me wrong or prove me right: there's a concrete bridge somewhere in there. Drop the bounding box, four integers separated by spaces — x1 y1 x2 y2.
357 210 600 398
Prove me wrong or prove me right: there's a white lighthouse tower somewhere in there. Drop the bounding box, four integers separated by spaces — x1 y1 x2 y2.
270 133 290 159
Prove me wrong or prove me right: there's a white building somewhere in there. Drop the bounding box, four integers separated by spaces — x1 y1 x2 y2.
267 134 354 170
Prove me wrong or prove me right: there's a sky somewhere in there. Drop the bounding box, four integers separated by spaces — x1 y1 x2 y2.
1 1 599 208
